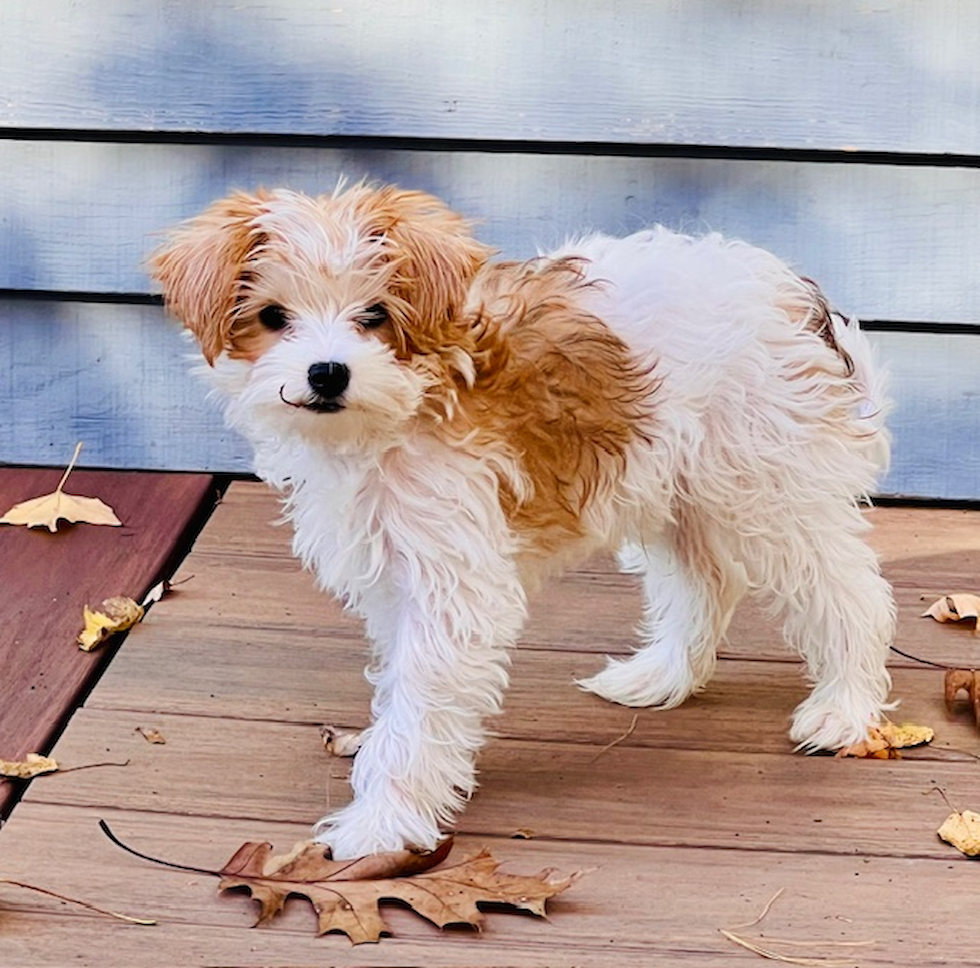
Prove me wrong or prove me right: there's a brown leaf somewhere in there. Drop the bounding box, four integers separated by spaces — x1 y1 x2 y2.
0 443 122 532
135 727 167 745
218 838 583 944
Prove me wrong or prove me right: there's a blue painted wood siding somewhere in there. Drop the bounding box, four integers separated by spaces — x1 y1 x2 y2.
1 0 979 499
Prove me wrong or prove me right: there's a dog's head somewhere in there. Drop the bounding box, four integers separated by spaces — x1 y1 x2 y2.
149 184 493 449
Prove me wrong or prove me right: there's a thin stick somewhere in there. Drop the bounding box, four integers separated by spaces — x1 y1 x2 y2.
589 713 639 763
56 759 131 775
0 877 155 926
719 929 854 966
930 785 957 811
55 442 85 494
727 888 785 930
721 889 874 965
752 938 875 950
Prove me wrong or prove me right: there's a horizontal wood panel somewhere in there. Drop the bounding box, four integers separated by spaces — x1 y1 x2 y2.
3 140 980 324
86 487 980 756
26 707 973 859
0 300 251 471
2 488 978 962
89 620 977 759
2 1 979 155
7 804 968 967
3 302 980 499
90 491 980 669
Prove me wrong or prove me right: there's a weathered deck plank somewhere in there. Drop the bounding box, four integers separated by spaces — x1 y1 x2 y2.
3 804 979 967
21 705 976 859
0 469 216 815
88 484 980 665
2 481 980 966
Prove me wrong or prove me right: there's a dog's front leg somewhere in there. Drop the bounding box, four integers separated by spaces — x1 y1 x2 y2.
312 454 526 858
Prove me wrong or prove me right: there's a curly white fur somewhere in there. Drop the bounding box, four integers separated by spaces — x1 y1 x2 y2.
152 185 896 857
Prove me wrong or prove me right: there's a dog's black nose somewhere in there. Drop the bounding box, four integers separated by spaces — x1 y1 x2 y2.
307 361 350 399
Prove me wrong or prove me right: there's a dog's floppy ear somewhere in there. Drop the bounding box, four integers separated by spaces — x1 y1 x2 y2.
148 191 269 364
364 188 493 352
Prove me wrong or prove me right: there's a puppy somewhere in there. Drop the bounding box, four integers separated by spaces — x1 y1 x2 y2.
150 183 896 858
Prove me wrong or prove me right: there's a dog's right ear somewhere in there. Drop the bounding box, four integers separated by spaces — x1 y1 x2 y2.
148 191 268 364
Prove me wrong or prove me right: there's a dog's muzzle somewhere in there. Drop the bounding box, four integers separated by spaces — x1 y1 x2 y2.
280 361 351 413
306 361 350 412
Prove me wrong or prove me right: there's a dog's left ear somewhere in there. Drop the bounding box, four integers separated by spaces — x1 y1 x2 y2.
367 188 493 351
148 191 269 364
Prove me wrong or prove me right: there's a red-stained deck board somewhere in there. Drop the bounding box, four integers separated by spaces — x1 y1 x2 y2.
0 468 217 816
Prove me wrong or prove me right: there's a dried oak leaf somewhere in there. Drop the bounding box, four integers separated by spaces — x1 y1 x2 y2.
938 809 980 856
836 721 934 759
0 443 121 532
0 753 59 778
218 838 582 944
78 597 144 651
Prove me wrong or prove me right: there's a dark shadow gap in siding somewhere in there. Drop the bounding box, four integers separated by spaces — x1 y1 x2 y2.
0 289 162 305
1 289 979 336
1 127 979 170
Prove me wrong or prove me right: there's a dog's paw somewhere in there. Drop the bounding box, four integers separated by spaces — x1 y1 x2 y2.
312 802 444 860
789 694 881 753
577 654 696 709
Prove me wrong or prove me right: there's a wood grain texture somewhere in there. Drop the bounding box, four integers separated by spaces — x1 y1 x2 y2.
6 311 980 495
4 140 980 325
0 300 251 472
87 623 977 759
0 469 216 811
20 705 973 859
8 804 976 967
90 485 980 668
2 0 979 155
2 486 979 964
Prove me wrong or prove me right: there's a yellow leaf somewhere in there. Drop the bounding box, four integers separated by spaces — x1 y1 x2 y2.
938 809 980 856
878 721 935 747
78 597 144 651
0 753 59 778
836 721 934 759
0 443 121 532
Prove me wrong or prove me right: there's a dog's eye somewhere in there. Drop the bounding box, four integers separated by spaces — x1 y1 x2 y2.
258 304 290 331
358 303 389 329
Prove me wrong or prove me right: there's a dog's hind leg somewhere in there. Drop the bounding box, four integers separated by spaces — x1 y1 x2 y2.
578 520 747 708
760 503 896 752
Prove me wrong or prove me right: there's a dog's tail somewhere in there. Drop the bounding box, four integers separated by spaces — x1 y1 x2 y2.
802 280 892 476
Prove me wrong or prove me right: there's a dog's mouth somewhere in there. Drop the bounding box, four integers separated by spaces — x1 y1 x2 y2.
279 386 346 414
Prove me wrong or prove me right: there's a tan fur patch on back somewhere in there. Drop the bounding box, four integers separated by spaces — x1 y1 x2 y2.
444 258 657 554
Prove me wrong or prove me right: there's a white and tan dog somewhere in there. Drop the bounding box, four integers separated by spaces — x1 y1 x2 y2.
151 183 896 858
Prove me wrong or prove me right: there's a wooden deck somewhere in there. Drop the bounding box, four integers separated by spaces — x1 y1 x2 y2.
3 482 980 966
0 468 217 817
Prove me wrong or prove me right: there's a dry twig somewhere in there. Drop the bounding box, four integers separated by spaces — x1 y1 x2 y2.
0 878 155 925
589 713 640 763
720 889 874 966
